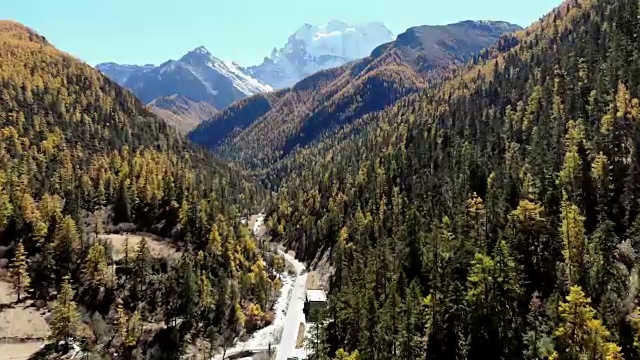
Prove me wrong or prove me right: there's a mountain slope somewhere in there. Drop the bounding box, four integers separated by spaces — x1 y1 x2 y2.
96 47 272 131
265 0 640 358
147 94 218 134
187 90 288 148
121 46 272 108
246 20 395 89
0 21 277 358
190 20 521 169
371 20 520 71
95 62 154 86
0 20 261 252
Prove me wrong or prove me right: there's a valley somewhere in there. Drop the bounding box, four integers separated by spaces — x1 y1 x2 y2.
96 21 396 136
0 215 302 360
189 20 522 170
5 0 640 359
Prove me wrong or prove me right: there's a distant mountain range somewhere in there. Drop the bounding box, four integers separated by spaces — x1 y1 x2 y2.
97 46 273 132
97 46 272 108
96 20 520 136
96 21 395 131
188 20 522 168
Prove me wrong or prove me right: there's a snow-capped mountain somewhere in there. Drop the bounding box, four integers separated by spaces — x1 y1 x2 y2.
190 19 522 158
95 62 155 86
97 46 271 110
178 46 272 97
246 20 395 89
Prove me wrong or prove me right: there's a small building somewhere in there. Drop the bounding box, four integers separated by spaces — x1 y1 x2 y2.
304 289 327 319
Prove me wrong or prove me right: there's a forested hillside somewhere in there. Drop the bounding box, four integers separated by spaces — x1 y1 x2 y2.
265 0 640 358
188 90 289 149
189 21 520 171
0 20 280 358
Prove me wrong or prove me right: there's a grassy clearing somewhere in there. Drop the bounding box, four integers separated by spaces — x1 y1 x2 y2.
102 233 182 262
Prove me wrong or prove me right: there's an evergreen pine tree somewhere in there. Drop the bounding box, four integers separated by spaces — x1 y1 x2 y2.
551 286 623 359
114 178 131 224
30 242 56 300
0 172 12 232
125 309 141 347
50 276 81 343
132 238 151 302
306 308 330 360
10 240 30 302
114 297 128 343
53 215 79 279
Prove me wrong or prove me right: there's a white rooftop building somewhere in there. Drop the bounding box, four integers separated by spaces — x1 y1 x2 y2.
305 289 327 303
305 289 327 319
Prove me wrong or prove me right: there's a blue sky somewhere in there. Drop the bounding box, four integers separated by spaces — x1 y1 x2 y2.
4 0 561 66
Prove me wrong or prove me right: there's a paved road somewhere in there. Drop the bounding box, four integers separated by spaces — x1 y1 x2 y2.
216 251 307 360
212 214 309 360
277 253 307 360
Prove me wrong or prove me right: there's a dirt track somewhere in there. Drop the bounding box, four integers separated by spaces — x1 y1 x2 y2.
0 342 45 360
0 281 49 360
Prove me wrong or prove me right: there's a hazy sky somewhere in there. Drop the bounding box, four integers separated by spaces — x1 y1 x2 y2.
4 0 561 66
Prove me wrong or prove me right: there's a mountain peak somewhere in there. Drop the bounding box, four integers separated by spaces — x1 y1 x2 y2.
248 20 395 89
0 20 49 45
192 45 211 55
179 46 214 61
196 17 526 172
179 46 219 65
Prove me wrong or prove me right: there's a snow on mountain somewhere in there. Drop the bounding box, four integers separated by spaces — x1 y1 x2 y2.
97 46 271 110
247 20 394 89
293 20 394 60
95 62 155 86
179 47 272 96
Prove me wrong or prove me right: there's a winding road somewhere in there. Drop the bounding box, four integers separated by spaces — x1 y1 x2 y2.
213 213 308 360
276 253 307 360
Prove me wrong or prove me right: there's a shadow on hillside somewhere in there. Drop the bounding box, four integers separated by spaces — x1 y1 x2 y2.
0 301 16 311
